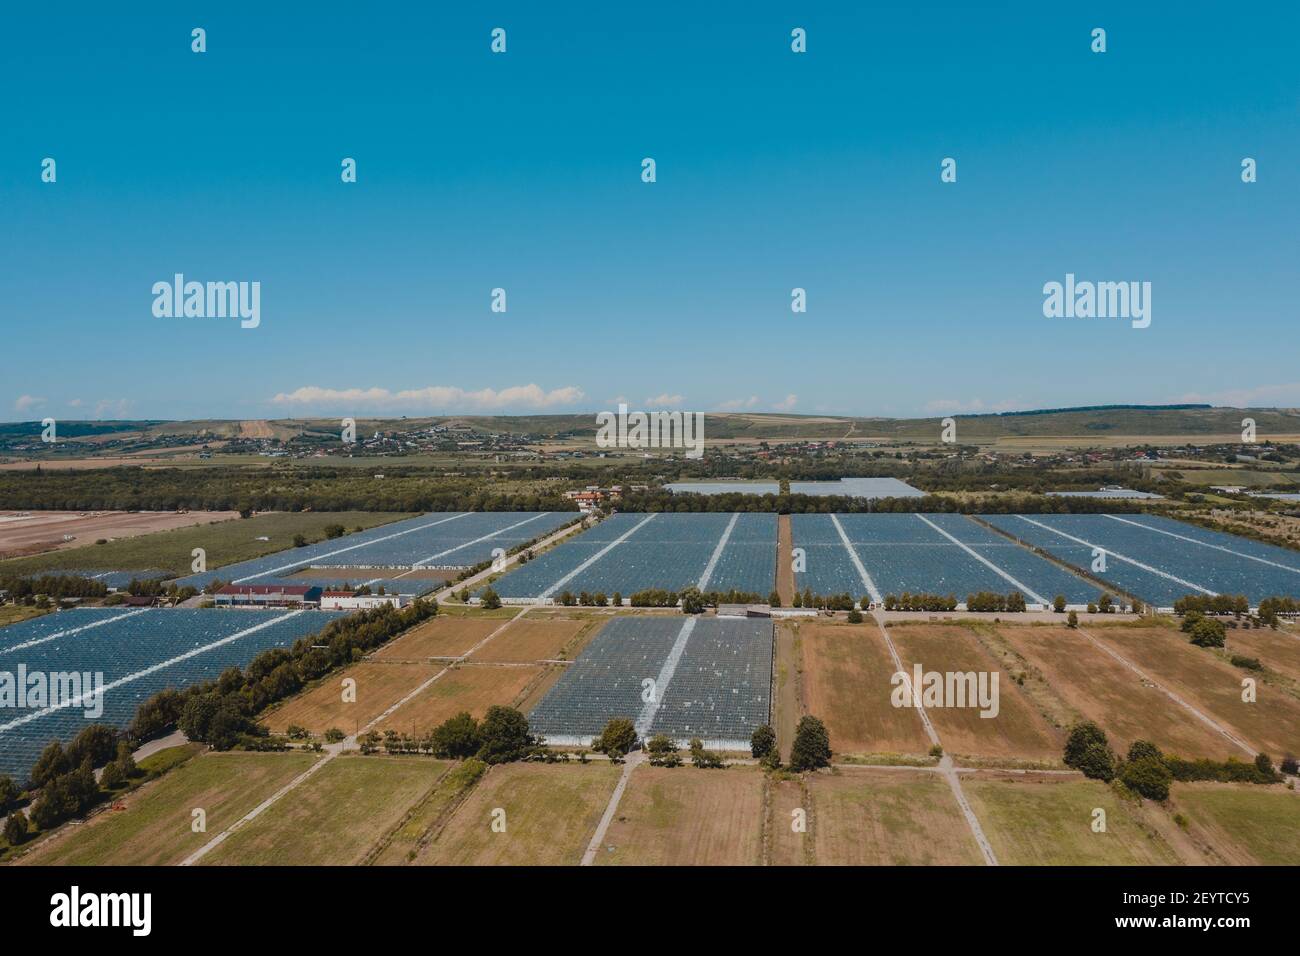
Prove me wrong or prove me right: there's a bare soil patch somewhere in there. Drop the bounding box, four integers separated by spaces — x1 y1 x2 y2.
0 509 238 559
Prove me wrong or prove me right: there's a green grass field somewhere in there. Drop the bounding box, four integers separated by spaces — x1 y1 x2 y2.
0 511 413 576
370 759 488 865
809 770 984 865
1173 784 1300 865
0 605 49 628
416 762 621 865
16 751 319 866
201 755 452 866
963 775 1184 865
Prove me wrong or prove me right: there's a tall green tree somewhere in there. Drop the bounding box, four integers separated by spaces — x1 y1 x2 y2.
789 716 831 772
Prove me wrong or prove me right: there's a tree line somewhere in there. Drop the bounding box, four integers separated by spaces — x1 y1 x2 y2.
0 467 578 514
617 490 1143 516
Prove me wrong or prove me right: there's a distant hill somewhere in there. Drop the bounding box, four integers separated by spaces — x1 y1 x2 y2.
5 406 1299 445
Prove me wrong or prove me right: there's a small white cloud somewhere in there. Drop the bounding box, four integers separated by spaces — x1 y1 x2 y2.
94 398 132 419
922 398 1022 415
715 396 760 412
646 393 685 407
1173 382 1300 408
66 398 84 408
271 383 586 412
772 394 798 412
14 395 45 413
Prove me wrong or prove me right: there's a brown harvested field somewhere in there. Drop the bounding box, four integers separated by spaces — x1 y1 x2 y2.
1224 628 1300 682
468 615 597 663
888 624 1060 762
0 509 238 558
798 622 931 757
1088 625 1300 758
596 766 765 866
962 773 1187 865
810 769 984 865
997 625 1237 759
764 777 808 866
417 762 621 865
375 664 543 735
372 615 508 660
262 662 436 735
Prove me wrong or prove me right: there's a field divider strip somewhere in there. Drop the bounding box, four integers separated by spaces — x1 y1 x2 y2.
2 607 151 653
232 512 471 583
1076 626 1255 757
539 513 658 600
871 614 998 865
695 512 740 592
1012 515 1216 596
1102 514 1300 575
580 751 643 865
0 610 308 733
914 515 1048 605
829 514 882 604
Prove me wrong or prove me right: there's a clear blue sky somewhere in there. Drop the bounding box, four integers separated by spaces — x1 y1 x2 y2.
3 2 1297 422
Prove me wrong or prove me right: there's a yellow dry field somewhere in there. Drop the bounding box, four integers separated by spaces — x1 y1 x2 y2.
809 769 984 865
374 664 542 735
595 766 765 866
372 615 508 660
468 616 594 663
